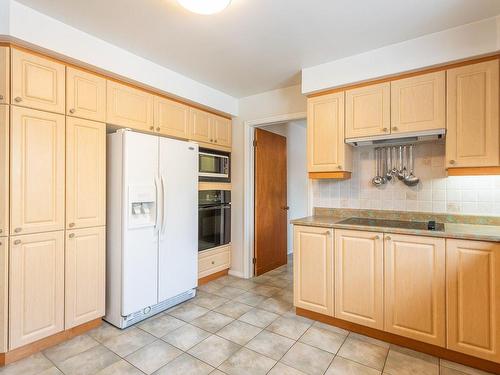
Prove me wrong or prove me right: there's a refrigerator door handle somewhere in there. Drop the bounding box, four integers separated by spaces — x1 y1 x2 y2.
154 176 162 232
160 175 167 235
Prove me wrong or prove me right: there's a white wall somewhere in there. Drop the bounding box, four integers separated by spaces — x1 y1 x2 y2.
260 120 308 253
313 143 500 216
302 15 500 94
1 0 238 115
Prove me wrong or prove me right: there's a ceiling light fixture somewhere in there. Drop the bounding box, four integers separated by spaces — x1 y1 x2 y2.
177 0 231 15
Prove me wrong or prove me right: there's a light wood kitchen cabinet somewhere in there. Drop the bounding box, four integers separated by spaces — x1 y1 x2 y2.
0 239 7 353
66 67 106 122
345 82 390 139
198 245 231 279
0 47 9 104
334 229 384 329
307 92 352 174
11 48 65 114
212 115 232 147
106 80 154 131
154 96 190 139
10 107 65 235
0 105 8 237
446 60 499 169
65 227 105 329
9 231 65 349
293 225 334 316
447 239 500 362
189 108 212 144
391 71 445 134
385 234 446 347
66 117 106 230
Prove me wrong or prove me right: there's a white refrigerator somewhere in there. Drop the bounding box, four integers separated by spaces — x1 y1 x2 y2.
105 129 198 328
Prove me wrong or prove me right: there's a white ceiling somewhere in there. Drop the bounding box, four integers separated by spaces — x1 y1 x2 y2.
15 0 500 98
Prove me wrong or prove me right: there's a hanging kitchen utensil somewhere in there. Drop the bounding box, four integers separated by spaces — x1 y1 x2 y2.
390 147 398 177
398 145 407 181
404 144 420 186
385 147 392 181
372 148 383 186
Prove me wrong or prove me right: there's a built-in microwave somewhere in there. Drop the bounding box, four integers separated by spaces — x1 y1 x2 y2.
199 148 230 182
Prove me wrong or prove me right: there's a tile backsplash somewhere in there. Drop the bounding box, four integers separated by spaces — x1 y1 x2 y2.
312 142 500 216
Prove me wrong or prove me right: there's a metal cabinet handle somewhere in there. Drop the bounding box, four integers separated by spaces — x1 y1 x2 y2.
324 230 330 236
150 126 154 131
69 223 75 228
214 140 218 143
0 241 2 246
392 126 398 131
14 240 21 245
338 165 342 170
211 261 215 265
0 94 4 100
14 227 22 233
69 108 76 114
156 127 160 132
0 229 2 234
449 160 456 165
386 235 392 241
382 127 388 132
210 139 214 142
14 97 22 102
69 233 75 239
374 235 380 240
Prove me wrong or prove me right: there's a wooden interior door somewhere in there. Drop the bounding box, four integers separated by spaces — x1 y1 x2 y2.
254 128 287 275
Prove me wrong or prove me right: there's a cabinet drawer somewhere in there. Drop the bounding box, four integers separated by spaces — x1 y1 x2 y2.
199 246 230 278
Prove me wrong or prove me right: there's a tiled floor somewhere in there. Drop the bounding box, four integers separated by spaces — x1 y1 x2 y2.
0 256 494 375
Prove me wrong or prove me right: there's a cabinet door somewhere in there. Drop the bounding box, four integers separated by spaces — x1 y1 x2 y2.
154 96 189 139
65 227 105 329
391 71 445 134
0 47 9 104
0 105 8 236
385 234 445 346
446 60 499 168
10 107 65 235
66 117 106 229
106 81 154 130
11 49 65 114
213 115 232 148
307 92 351 172
293 225 334 315
0 239 7 353
346 83 390 139
9 231 64 349
334 229 384 329
447 239 500 362
66 67 106 122
189 108 212 143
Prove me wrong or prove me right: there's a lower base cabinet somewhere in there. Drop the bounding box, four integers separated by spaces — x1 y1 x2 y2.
0 238 7 353
65 227 105 329
9 231 65 349
447 239 500 362
198 245 231 279
293 225 334 315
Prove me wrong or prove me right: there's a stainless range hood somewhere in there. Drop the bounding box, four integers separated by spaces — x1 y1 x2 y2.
345 128 445 147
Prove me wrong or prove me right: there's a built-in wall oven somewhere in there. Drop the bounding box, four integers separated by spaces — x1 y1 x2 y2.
198 190 231 251
199 148 230 182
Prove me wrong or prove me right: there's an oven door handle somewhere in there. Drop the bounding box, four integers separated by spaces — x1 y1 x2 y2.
199 205 224 211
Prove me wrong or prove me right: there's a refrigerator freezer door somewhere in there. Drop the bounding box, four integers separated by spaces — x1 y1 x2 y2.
158 138 198 302
122 131 160 316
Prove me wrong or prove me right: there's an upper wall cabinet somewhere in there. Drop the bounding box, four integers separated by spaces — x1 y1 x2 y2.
0 106 8 237
212 115 232 148
67 67 106 122
0 47 9 104
10 107 65 235
307 92 352 175
346 82 390 139
11 49 65 114
107 81 154 131
446 60 499 169
154 96 190 139
391 71 445 134
189 108 212 144
66 117 106 230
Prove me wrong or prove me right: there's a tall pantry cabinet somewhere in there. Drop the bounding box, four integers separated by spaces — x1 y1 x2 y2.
1 48 106 353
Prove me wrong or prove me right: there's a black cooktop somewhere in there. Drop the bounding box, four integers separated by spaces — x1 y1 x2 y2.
337 217 444 231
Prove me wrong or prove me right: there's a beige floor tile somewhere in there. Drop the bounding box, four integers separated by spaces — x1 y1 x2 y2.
217 320 262 345
212 286 247 299
312 321 349 336
192 291 230 309
337 337 388 371
326 356 382 375
234 292 268 307
251 285 281 297
299 326 346 354
0 353 53 375
126 340 182 374
219 348 276 375
138 314 186 338
348 332 390 349
268 362 307 375
238 308 279 328
215 275 241 286
154 353 214 375
42 334 99 364
57 345 120 375
265 277 290 289
257 297 292 315
197 281 224 294
245 330 295 361
87 322 126 343
162 323 211 351
95 359 144 375
252 275 274 285
102 327 156 357
440 359 494 375
38 368 63 375
214 301 254 319
167 302 210 322
191 311 234 333
281 342 334 375
209 370 226 375
188 335 241 367
266 316 312 340
383 347 438 375
231 278 259 291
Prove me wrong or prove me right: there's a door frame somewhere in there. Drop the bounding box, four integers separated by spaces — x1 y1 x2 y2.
242 111 312 279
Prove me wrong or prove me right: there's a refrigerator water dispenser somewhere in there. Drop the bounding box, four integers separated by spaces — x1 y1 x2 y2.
128 185 157 228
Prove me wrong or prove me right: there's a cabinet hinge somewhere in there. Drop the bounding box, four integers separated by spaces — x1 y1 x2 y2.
252 257 256 264
253 140 257 147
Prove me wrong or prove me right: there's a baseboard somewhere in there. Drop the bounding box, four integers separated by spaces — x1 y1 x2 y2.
198 269 228 285
295 308 500 374
228 269 245 278
0 318 102 367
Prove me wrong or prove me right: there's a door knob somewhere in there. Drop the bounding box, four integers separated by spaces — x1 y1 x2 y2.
282 206 290 210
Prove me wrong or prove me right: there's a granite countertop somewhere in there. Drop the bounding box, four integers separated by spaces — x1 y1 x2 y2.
291 213 500 243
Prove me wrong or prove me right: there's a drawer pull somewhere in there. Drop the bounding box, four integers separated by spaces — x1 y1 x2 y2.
156 127 161 132
211 261 215 265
